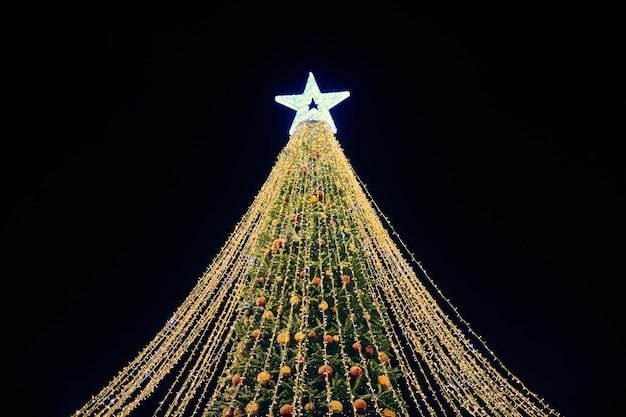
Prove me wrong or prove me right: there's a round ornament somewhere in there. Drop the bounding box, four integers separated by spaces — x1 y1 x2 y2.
318 364 334 377
245 401 259 415
257 371 271 385
353 399 367 413
279 404 294 416
329 400 343 413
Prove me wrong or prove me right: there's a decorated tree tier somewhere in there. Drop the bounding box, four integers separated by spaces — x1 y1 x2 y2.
205 122 406 417
72 74 559 417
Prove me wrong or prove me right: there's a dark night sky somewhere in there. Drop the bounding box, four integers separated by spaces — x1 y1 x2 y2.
4 2 623 417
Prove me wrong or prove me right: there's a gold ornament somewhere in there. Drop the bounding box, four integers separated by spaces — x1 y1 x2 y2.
378 375 391 388
245 401 259 415
257 371 271 385
329 400 343 413
277 332 290 344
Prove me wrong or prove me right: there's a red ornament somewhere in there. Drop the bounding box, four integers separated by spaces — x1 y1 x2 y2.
365 346 374 356
352 342 362 352
256 296 267 306
353 399 367 413
349 365 363 378
279 404 294 416
341 275 351 284
308 330 316 338
300 165 308 173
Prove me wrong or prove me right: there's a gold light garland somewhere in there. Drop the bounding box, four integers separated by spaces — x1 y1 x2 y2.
72 121 559 417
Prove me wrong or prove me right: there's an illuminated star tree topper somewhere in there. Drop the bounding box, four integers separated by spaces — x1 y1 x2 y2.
275 72 350 135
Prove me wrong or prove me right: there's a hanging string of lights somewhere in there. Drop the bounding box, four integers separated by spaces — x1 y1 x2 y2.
72 120 559 417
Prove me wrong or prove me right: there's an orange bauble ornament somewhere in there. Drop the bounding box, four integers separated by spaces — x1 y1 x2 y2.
352 342 362 352
378 375 391 388
251 329 261 339
329 400 343 413
382 409 396 417
311 277 321 286
318 364 334 377
290 295 300 305
349 365 362 377
341 275 351 284
378 351 389 362
309 195 318 204
353 399 367 413
318 300 328 311
304 402 315 412
294 332 305 342
279 404 294 416
323 334 334 344
256 296 267 306
245 401 259 415
257 370 271 385
280 365 291 376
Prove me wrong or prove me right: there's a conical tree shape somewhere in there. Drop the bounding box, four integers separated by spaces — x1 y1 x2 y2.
72 87 559 417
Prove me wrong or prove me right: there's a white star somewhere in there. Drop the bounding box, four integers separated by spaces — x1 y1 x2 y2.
275 72 350 136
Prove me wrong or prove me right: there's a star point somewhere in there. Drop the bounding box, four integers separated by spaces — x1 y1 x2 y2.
275 72 350 135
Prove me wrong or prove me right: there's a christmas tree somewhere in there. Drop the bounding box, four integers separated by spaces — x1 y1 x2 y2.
72 73 559 417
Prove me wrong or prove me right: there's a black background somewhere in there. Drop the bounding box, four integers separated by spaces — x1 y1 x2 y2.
4 2 623 416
